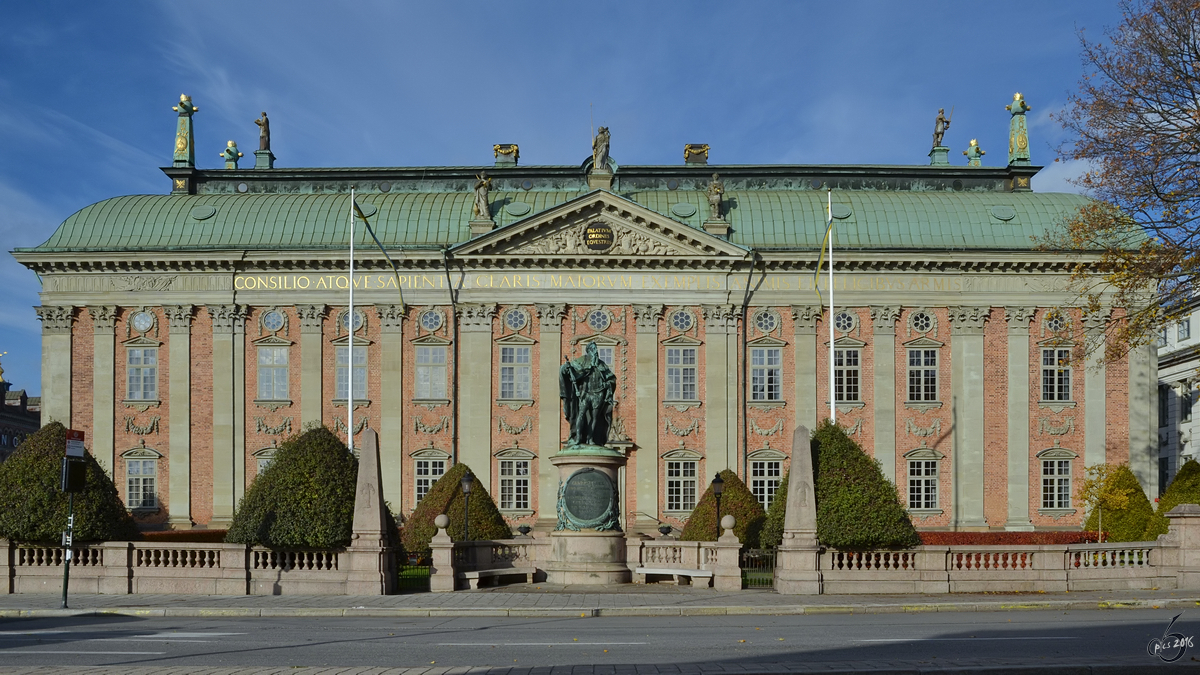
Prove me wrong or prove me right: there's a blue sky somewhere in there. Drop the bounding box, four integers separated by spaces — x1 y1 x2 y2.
0 1 1123 395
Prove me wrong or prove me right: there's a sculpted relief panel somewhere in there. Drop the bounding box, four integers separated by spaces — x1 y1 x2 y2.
514 220 675 256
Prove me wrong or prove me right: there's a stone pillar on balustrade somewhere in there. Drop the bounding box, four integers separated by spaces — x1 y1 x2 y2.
344 429 396 595
1 539 11 594
774 425 823 594
1166 504 1200 590
98 541 132 594
429 515 455 592
711 515 742 591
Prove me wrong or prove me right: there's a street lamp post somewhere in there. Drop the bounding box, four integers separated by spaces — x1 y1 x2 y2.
711 474 725 537
460 471 475 542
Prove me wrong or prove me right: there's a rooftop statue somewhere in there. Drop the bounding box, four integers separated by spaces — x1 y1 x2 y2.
472 171 492 221
559 341 617 448
707 173 725 221
255 111 271 152
963 139 985 167
1006 93 1031 165
171 94 198 168
592 126 611 172
932 107 952 149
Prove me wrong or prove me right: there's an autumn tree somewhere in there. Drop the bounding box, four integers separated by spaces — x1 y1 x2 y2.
1052 0 1200 359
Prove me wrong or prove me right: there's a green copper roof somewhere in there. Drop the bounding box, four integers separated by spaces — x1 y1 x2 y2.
21 189 1092 253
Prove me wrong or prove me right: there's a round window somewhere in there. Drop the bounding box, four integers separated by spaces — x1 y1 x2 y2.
670 310 694 332
131 311 154 333
342 310 365 332
262 310 284 332
754 310 778 333
419 310 443 332
1046 313 1067 332
504 309 528 331
833 311 855 332
911 311 932 333
587 309 611 331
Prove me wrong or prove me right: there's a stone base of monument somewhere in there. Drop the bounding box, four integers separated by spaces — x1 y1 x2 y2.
544 447 630 585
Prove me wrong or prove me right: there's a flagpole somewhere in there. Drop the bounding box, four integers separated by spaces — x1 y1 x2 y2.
827 188 835 424
348 188 355 453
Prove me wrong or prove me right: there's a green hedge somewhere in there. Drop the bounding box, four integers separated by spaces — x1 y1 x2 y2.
1081 463 1154 542
226 426 358 549
1144 460 1200 539
0 422 137 544
812 420 919 549
400 462 511 552
760 471 789 549
679 469 765 547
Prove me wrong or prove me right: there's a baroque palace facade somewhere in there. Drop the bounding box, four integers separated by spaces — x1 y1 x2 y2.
11 116 1157 533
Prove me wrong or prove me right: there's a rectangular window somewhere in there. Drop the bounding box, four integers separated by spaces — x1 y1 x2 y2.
750 348 782 401
907 349 938 401
126 348 158 400
499 346 531 399
499 459 531 510
415 346 447 399
415 459 446 503
1041 349 1071 401
666 347 697 400
1180 318 1192 341
597 346 614 368
1160 384 1171 428
907 460 938 510
1041 460 1071 509
256 456 274 476
750 460 782 508
126 459 157 508
256 346 289 400
335 345 367 400
666 460 697 511
1158 328 1169 348
834 348 860 402
1184 390 1193 423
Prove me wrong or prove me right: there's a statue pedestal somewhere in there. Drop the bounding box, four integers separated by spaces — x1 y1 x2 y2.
928 146 950 167
703 218 729 236
254 150 275 169
587 170 613 190
543 447 630 585
470 219 496 236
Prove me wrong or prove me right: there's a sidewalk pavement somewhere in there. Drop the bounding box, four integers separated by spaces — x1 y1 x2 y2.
1 585 1198 618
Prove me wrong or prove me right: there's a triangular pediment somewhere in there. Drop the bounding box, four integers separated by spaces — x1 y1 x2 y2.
122 335 162 348
252 335 294 347
496 333 537 345
662 334 703 346
411 334 452 346
451 190 747 262
902 336 944 348
748 335 787 347
826 336 867 348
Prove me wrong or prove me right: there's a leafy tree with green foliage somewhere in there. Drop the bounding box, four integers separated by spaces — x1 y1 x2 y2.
760 471 790 549
1080 463 1155 542
0 422 137 543
812 420 919 549
1144 459 1200 539
226 425 358 549
680 469 765 547
401 462 512 552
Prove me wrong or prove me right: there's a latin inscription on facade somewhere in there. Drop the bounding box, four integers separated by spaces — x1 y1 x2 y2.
584 221 614 251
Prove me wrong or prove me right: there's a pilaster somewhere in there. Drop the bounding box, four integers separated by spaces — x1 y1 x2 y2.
35 306 74 426
1130 342 1157 498
457 303 497 488
536 303 567 529
166 304 194 528
870 306 901 483
208 304 243 527
232 306 247 507
377 304 406 510
949 305 988 528
702 305 737 477
90 306 117 473
297 304 326 427
791 306 819 433
1004 306 1035 531
632 304 663 532
1083 309 1110 468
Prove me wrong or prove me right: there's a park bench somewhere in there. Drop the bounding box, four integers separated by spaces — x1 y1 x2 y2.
456 566 537 589
633 566 714 586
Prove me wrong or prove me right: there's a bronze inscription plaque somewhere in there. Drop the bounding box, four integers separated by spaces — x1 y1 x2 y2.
584 221 614 251
563 469 612 521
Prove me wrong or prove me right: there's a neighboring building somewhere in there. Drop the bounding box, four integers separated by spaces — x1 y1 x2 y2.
0 368 41 461
1157 300 1200 492
9 102 1158 532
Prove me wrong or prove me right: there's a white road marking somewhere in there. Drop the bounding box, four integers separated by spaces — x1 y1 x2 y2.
9 651 167 655
0 630 69 635
855 637 1079 642
128 632 246 638
439 642 648 646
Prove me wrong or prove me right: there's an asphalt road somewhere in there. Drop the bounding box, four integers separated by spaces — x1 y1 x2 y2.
0 609 1196 671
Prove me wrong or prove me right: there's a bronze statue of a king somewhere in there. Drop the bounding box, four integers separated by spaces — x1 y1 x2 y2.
559 341 617 449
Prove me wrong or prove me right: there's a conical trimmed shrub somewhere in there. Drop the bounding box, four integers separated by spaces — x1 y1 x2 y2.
812 420 919 549
0 422 137 543
226 426 358 549
1146 459 1200 539
760 471 789 549
680 469 765 547
401 462 512 552
1082 463 1154 542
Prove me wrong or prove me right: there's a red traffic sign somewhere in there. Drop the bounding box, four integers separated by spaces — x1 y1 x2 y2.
65 429 85 458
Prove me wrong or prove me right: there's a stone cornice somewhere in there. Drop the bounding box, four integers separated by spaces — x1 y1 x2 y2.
165 305 194 333
869 305 902 334
948 305 990 334
457 303 498 332
632 304 664 333
90 305 118 332
376 304 406 332
35 306 74 334
791 305 820 334
297 304 326 333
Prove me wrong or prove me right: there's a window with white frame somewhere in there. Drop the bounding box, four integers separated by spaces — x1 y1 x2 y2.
500 346 531 399
126 348 158 400
750 460 781 507
1041 348 1071 401
907 460 938 510
499 459 530 510
257 346 288 400
126 458 157 508
415 459 445 502
596 345 614 367
1181 317 1193 341
335 345 367 400
666 460 697 511
666 347 697 400
256 454 274 476
834 348 860 402
907 349 938 401
1158 328 1169 347
1041 460 1071 509
750 348 782 401
1160 385 1171 428
415 346 447 399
